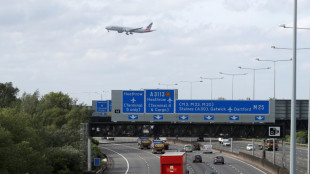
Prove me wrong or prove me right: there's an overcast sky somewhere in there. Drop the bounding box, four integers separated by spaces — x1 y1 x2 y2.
1 0 310 105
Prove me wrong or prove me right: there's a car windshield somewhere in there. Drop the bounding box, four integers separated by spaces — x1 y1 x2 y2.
216 156 223 159
248 144 253 146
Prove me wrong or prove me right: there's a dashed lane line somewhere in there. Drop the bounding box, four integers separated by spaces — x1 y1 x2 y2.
138 154 150 174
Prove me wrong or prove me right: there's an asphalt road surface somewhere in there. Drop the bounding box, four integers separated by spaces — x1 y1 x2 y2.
98 138 266 174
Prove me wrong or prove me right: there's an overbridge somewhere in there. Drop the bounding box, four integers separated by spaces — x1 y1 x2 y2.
89 117 285 138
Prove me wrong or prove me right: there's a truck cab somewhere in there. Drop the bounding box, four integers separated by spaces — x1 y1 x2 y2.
265 139 279 151
159 137 169 150
137 137 151 149
151 140 165 154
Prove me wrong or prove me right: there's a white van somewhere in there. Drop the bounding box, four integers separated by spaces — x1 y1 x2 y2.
203 144 213 154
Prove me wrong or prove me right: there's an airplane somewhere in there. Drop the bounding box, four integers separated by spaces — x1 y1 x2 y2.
105 22 155 35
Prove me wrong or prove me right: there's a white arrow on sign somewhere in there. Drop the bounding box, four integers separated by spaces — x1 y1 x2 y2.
129 115 137 119
155 115 162 120
230 115 239 120
205 115 214 120
256 116 265 120
179 115 188 120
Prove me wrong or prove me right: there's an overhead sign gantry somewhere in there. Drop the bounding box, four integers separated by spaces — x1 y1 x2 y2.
109 89 275 123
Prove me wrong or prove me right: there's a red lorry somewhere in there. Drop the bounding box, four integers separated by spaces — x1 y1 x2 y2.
160 152 189 174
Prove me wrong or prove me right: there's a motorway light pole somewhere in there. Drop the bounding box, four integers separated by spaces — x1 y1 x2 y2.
158 83 178 89
200 77 223 100
219 72 247 100
238 66 271 100
256 58 292 99
271 45 310 50
278 22 310 174
279 24 310 30
179 80 203 99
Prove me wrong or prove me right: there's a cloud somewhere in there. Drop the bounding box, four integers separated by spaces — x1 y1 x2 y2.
1 0 309 105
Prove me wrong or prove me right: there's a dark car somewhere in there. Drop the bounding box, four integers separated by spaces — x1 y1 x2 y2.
213 156 224 164
197 136 204 142
193 144 201 151
193 155 202 163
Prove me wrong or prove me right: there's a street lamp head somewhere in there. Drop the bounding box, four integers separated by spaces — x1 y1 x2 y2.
238 66 242 69
267 67 271 69
219 72 223 74
279 24 286 28
271 45 276 49
256 58 260 61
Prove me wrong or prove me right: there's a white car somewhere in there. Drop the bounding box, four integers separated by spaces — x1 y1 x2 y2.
246 144 255 150
222 140 231 146
184 144 193 152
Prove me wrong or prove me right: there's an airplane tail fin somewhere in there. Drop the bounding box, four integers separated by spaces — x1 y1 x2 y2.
145 22 153 32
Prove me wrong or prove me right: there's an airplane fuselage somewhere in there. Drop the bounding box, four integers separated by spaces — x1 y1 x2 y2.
105 22 154 35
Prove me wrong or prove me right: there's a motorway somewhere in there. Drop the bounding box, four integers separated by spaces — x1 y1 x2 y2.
98 138 266 174
209 139 307 174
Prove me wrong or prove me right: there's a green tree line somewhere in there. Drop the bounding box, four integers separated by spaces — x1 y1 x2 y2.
0 82 98 174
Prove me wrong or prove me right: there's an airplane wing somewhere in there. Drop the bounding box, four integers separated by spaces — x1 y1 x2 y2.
128 27 143 32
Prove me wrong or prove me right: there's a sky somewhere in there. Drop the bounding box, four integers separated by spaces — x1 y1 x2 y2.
1 0 310 105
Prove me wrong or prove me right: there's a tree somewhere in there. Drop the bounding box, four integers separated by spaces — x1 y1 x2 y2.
0 82 19 108
38 92 73 112
20 90 40 115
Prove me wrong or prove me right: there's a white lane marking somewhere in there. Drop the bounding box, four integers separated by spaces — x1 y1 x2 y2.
113 143 160 159
187 163 195 174
138 155 150 174
101 146 130 174
224 155 266 174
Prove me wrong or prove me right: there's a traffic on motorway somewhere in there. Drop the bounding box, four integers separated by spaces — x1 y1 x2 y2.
98 137 267 174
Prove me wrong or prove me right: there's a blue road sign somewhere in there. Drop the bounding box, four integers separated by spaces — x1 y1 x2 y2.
229 115 239 120
94 158 100 166
204 115 214 120
146 89 174 113
108 100 112 112
179 115 189 120
176 100 269 114
96 101 108 112
128 115 138 120
123 91 144 113
255 115 265 121
153 115 164 120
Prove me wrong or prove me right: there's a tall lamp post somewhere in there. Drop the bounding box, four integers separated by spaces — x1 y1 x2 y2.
158 83 178 89
179 80 203 99
275 22 310 173
238 66 271 100
200 77 223 100
256 58 292 99
219 72 247 100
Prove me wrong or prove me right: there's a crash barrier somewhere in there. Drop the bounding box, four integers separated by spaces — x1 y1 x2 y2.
167 138 289 174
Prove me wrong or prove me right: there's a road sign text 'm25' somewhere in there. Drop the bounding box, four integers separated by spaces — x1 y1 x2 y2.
176 100 269 114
